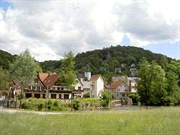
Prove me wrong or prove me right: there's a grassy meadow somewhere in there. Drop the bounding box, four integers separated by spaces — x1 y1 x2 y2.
0 107 180 135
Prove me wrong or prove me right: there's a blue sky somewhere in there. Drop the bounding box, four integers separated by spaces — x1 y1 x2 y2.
0 0 12 11
0 0 179 61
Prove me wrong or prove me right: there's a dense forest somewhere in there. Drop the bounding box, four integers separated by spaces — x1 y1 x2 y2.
0 50 16 69
40 45 171 75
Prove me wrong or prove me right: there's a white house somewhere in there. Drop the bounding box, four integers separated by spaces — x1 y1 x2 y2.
90 75 104 98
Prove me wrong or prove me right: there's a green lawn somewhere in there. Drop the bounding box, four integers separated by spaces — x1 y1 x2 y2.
0 107 180 135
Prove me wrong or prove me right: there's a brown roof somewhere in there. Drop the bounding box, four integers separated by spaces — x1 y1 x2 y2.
108 80 123 89
38 73 49 82
38 73 59 89
90 75 101 81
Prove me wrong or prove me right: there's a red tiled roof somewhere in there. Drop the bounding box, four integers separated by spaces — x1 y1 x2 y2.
108 80 123 89
43 74 59 89
90 75 101 81
38 73 49 82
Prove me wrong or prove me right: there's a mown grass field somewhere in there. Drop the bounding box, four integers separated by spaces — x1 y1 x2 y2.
0 107 180 135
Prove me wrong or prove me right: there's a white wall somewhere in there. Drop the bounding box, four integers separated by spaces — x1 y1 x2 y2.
90 77 104 98
96 77 104 97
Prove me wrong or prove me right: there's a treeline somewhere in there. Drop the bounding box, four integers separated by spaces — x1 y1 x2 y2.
138 58 180 106
0 50 16 69
39 45 171 82
75 45 171 74
40 45 171 74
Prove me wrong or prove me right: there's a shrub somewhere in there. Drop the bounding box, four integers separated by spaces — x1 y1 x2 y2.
101 90 113 108
72 99 80 110
163 96 177 106
21 98 71 111
128 93 139 104
83 92 90 98
53 100 59 107
21 101 29 109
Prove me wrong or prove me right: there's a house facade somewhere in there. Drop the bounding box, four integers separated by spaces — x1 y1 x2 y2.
90 75 104 98
107 80 129 100
127 77 138 93
23 73 84 100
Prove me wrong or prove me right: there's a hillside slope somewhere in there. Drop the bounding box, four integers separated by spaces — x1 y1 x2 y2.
40 45 171 74
0 49 15 69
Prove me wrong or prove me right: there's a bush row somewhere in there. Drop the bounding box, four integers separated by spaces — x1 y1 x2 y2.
21 98 70 111
21 98 105 111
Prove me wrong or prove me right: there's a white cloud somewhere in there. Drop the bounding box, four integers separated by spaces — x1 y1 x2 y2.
0 0 179 61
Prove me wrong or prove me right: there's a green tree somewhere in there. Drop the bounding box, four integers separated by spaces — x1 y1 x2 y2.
148 61 167 105
101 90 113 107
138 58 167 105
0 67 8 90
137 58 151 105
164 71 180 105
159 56 169 71
60 52 77 89
167 60 180 86
9 49 39 108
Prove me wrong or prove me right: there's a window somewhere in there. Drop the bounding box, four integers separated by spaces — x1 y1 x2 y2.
43 94 46 98
25 93 32 98
59 94 62 99
51 94 56 99
34 94 40 98
64 94 69 99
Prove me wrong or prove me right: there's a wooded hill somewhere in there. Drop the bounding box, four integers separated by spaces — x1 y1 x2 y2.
0 45 171 75
40 45 171 75
0 49 15 69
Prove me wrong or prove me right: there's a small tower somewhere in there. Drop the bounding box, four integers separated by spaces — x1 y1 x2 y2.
84 64 91 81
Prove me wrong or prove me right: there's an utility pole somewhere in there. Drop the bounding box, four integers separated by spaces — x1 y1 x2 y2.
46 85 49 115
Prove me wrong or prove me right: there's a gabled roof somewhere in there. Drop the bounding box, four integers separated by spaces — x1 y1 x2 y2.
37 73 59 89
38 73 49 82
90 75 101 81
108 80 124 89
43 74 59 89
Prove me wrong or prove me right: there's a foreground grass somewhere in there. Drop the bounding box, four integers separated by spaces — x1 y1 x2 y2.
0 107 180 135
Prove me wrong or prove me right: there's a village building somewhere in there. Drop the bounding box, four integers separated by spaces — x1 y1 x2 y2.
127 77 139 93
23 68 104 99
90 75 104 98
107 76 139 100
107 80 129 100
76 65 104 98
23 73 84 100
130 68 138 77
